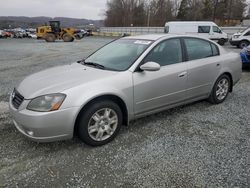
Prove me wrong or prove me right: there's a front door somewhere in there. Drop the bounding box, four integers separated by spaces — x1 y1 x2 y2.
133 38 188 116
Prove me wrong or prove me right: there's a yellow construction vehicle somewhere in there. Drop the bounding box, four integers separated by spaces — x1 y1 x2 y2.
36 21 82 42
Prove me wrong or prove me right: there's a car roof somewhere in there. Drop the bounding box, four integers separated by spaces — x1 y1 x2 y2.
123 34 180 41
166 21 215 24
123 33 218 42
122 34 225 53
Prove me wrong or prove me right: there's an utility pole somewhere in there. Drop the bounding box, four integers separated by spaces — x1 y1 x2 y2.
147 8 151 27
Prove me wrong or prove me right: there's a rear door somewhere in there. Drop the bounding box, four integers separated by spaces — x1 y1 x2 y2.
183 37 221 99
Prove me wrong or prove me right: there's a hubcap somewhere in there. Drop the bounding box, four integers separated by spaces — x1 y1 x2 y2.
216 78 229 101
88 108 118 141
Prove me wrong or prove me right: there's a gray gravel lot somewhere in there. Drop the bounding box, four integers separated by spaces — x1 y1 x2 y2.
0 38 249 187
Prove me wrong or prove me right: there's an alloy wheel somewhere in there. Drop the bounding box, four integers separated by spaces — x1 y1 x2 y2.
216 78 229 101
87 108 118 141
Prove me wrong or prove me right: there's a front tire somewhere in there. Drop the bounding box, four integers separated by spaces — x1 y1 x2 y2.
63 33 74 42
239 40 249 49
45 33 56 42
208 74 231 104
77 100 122 146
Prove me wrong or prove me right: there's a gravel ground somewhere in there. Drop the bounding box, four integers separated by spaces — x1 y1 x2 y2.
0 38 249 187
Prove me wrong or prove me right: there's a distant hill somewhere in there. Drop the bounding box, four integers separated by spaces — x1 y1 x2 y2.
0 16 104 29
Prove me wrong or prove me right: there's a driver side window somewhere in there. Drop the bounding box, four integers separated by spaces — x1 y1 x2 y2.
213 26 221 33
143 38 183 66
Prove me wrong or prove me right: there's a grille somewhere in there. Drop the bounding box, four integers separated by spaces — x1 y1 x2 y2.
12 89 24 109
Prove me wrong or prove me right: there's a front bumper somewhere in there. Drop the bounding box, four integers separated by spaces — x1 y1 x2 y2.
9 100 80 142
229 39 240 46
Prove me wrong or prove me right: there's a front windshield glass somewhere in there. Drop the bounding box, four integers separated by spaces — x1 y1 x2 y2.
240 27 250 33
85 39 152 71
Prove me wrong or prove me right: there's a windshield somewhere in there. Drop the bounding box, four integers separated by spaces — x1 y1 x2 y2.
240 27 250 33
85 39 152 71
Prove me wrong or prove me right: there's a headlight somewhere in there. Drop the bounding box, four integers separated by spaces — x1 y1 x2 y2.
233 35 240 39
27 94 66 112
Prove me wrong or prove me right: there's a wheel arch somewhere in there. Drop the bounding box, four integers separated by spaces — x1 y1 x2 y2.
223 72 233 92
74 94 129 135
239 40 250 48
240 39 249 43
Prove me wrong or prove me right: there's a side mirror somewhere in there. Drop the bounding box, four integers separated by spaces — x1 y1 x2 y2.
140 62 160 72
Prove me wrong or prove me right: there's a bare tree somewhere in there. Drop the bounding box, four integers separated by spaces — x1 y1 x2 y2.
104 0 248 27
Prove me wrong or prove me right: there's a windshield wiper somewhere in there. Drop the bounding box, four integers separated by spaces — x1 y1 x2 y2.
83 61 106 69
77 59 85 64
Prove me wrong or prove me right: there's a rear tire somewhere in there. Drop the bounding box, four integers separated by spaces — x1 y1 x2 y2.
45 33 56 42
218 39 226 46
77 100 122 146
208 74 231 104
63 33 74 42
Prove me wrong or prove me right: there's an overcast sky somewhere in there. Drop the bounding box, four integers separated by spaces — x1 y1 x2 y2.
0 0 107 20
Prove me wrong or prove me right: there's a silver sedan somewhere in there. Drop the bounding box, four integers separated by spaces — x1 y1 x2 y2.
9 34 242 146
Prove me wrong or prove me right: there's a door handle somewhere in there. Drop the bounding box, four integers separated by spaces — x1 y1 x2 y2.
216 63 220 67
178 72 187 78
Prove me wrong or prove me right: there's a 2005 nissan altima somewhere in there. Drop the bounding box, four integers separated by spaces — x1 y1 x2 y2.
9 34 241 146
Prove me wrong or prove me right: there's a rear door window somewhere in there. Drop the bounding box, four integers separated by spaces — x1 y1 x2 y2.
184 38 213 61
198 26 210 33
211 43 219 56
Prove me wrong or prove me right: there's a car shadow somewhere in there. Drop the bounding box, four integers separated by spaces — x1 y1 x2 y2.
20 99 212 151
243 66 250 72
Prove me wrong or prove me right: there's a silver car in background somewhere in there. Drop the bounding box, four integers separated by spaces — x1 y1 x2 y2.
9 34 241 146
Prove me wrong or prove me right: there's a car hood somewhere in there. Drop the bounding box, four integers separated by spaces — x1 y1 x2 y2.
17 63 118 99
233 32 242 36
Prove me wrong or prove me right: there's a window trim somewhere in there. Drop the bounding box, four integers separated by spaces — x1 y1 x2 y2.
135 37 185 71
182 37 220 61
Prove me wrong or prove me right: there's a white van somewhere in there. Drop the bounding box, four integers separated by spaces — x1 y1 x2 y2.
230 27 250 48
164 21 228 45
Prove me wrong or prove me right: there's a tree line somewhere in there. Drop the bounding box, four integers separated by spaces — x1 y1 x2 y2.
104 0 248 27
